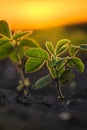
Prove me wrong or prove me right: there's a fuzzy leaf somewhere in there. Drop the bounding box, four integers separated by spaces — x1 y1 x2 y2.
69 45 77 56
46 41 54 55
25 48 49 60
13 31 33 39
20 37 40 47
60 70 75 85
0 20 11 38
56 58 65 66
56 58 64 64
51 57 65 67
56 39 70 55
32 74 53 89
47 60 56 78
56 45 68 56
56 60 65 77
79 44 87 51
0 43 13 59
69 57 85 73
0 38 10 46
25 57 45 73
58 66 65 77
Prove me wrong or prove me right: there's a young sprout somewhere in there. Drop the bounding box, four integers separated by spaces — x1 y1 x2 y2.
25 39 87 100
0 20 87 100
0 20 40 96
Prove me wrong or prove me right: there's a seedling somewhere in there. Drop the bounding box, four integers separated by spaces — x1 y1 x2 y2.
0 20 39 96
25 39 87 100
0 20 87 100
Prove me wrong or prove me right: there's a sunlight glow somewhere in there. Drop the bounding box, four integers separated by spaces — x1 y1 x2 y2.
0 0 87 30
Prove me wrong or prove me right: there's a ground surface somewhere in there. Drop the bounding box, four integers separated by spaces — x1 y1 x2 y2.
0 58 87 130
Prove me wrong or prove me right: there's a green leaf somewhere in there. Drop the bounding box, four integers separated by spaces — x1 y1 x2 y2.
9 46 24 63
60 70 75 85
69 45 77 56
25 48 49 60
56 58 64 64
56 57 68 65
20 37 40 47
58 66 65 77
56 45 68 55
0 43 13 59
69 57 85 73
0 20 11 38
46 41 54 55
13 31 33 39
55 39 70 55
32 74 53 89
0 38 10 46
25 57 45 73
56 58 65 77
79 44 87 51
51 57 65 67
47 60 56 78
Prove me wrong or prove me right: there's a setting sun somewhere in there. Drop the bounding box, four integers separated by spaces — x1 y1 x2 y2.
0 0 87 30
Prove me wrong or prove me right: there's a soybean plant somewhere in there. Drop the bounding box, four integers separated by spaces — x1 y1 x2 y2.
0 20 39 95
25 39 87 100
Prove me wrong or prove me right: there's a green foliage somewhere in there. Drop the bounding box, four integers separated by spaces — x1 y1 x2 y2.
25 48 49 72
0 20 39 96
25 57 45 73
0 20 39 61
0 44 13 59
55 39 70 55
25 48 49 60
79 44 87 51
68 57 85 73
27 39 86 100
47 60 57 78
0 20 86 99
20 37 40 47
9 46 24 63
0 20 11 38
13 31 33 40
69 45 77 56
32 74 53 89
46 41 55 55
60 70 75 85
0 38 10 46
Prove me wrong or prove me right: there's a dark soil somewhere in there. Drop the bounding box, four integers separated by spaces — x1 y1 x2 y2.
0 57 87 130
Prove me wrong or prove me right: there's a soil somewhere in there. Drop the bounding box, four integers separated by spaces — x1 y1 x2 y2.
0 56 87 130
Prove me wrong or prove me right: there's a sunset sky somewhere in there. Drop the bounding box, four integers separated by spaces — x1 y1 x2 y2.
0 0 87 30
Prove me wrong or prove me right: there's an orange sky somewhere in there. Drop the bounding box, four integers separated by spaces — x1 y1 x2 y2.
0 0 87 30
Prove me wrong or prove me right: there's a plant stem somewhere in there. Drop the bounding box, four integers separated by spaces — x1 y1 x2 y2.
55 66 64 100
17 61 29 96
14 44 29 96
56 78 64 100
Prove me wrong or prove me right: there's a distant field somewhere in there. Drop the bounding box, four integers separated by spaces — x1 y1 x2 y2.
30 23 87 49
